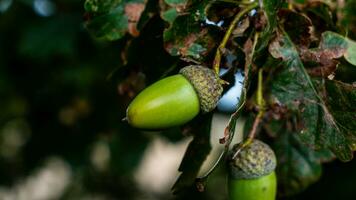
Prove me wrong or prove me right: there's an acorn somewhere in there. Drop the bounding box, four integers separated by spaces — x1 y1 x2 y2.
126 65 223 130
228 139 277 200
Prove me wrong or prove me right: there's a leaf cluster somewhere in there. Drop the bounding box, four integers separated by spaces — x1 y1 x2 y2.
85 0 356 197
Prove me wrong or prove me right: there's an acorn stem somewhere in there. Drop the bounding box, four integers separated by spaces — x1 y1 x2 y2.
232 68 265 160
232 114 261 159
213 2 258 75
257 68 265 110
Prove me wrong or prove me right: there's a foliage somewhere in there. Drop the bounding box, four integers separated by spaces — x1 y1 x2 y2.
84 0 356 197
0 0 356 199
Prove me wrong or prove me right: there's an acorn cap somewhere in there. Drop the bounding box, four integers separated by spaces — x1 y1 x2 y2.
229 140 277 180
180 65 223 113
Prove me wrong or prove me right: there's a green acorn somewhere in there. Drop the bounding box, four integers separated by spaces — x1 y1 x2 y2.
126 65 223 130
228 140 277 200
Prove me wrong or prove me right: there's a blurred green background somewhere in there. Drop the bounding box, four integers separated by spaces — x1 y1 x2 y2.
0 0 356 199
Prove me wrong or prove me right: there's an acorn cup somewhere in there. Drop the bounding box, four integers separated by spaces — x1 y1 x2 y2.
228 139 277 200
126 65 223 130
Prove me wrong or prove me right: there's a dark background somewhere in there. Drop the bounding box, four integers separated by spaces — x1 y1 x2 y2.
0 0 355 199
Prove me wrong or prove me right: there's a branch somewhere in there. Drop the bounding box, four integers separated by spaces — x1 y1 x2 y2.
213 2 258 75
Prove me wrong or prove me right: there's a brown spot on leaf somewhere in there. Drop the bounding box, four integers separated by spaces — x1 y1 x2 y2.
166 28 214 62
268 103 289 120
300 47 346 62
125 3 146 37
243 38 253 56
300 46 345 77
219 126 230 144
179 33 199 56
268 32 285 60
278 9 313 48
243 38 254 76
159 0 190 16
306 59 339 77
232 17 250 37
254 11 267 32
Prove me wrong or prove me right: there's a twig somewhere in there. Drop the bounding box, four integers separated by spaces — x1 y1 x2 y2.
215 0 253 5
213 2 258 75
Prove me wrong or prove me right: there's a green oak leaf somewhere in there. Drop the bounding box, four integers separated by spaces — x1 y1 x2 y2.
323 80 356 150
161 8 179 24
84 0 148 40
163 0 219 62
298 31 347 77
270 126 334 196
268 29 356 161
159 0 208 24
344 38 356 66
313 31 356 67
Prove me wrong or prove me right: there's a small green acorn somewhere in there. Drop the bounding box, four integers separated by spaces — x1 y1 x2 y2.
228 139 277 200
126 65 223 130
